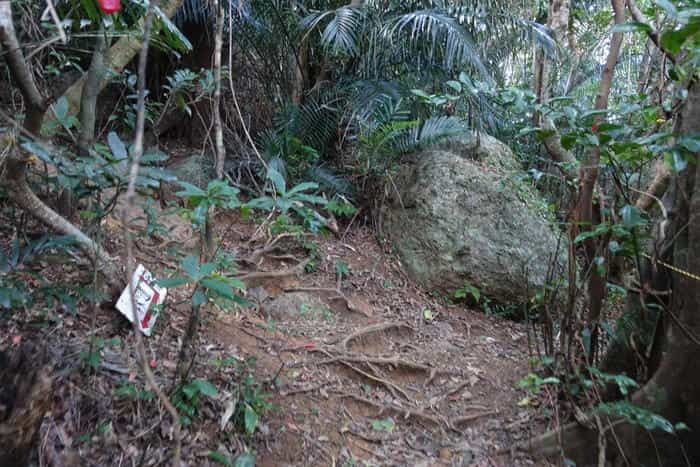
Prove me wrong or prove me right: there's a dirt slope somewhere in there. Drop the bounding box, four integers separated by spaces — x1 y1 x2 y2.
204 219 542 466
0 208 543 466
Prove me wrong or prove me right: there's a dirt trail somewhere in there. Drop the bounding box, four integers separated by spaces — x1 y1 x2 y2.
0 206 542 466
206 221 541 466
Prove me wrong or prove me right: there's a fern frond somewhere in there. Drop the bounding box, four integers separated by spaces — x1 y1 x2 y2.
307 165 354 197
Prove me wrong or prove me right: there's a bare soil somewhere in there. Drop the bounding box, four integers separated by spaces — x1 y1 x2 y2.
0 202 548 466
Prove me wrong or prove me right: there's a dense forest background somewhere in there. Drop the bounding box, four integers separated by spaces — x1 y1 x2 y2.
0 0 698 465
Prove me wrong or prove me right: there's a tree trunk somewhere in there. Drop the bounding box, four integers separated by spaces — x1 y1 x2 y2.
213 0 225 180
574 0 625 361
532 79 700 467
46 0 185 125
0 344 53 467
57 25 109 219
0 1 121 293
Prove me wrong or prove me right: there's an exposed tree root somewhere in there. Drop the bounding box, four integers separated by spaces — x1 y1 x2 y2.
317 354 439 375
525 418 621 462
343 427 399 444
284 286 373 317
318 349 411 400
338 322 415 351
238 259 309 283
339 393 445 428
450 410 498 428
242 232 314 265
279 382 330 397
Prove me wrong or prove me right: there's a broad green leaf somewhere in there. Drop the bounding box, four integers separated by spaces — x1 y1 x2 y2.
445 80 462 92
244 404 259 434
199 262 217 277
181 383 197 399
620 205 646 228
410 89 432 99
141 151 170 163
245 197 275 211
80 0 100 20
156 276 190 288
107 132 128 160
560 133 577 150
675 422 690 431
192 379 218 397
679 135 700 152
286 182 319 196
208 451 232 466
660 21 699 55
266 167 286 194
233 453 256 467
654 0 678 18
370 418 395 432
154 6 193 52
201 278 235 300
176 181 207 199
182 255 200 279
666 149 688 171
611 22 653 33
53 97 69 121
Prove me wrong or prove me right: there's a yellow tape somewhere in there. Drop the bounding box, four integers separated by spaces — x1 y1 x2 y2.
641 253 700 282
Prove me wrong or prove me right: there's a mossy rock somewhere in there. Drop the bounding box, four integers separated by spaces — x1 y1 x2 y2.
383 137 567 305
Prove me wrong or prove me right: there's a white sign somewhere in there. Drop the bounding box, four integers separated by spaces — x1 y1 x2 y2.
115 264 167 336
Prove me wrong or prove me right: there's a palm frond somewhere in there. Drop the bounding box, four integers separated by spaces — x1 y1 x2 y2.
288 99 339 151
519 20 557 59
392 116 466 154
381 10 491 81
302 5 366 56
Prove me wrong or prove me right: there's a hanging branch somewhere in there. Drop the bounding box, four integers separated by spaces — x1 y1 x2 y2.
119 1 182 465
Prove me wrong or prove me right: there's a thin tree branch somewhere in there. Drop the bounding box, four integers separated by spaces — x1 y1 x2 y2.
0 2 121 292
119 2 182 465
574 0 626 360
627 0 676 64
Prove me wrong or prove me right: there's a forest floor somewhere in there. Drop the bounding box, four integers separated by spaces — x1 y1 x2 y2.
0 194 550 466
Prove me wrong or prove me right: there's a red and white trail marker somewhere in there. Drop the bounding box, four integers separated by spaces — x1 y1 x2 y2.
115 264 167 336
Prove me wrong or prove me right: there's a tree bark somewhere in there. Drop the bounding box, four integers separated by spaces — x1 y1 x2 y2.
574 0 625 361
46 0 185 124
532 79 700 467
77 26 108 153
534 0 579 179
0 344 53 467
213 0 225 180
0 1 121 293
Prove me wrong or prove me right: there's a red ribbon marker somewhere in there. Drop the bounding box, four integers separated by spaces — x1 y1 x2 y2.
97 0 122 15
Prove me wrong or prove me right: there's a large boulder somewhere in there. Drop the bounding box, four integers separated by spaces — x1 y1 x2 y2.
382 134 566 305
